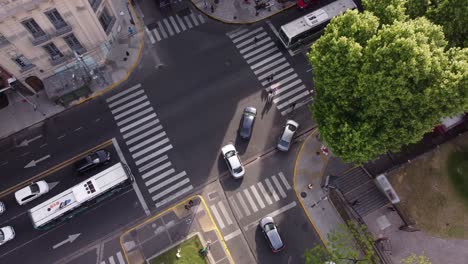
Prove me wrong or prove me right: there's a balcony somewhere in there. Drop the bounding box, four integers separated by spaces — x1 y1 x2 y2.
19 64 36 73
31 33 51 46
54 24 72 37
49 55 67 66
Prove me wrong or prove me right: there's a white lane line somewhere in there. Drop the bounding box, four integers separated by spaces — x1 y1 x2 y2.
132 138 170 159
101 261 105 264
274 85 306 104
152 178 190 201
254 57 287 75
277 90 310 109
184 16 193 28
240 37 271 54
260 68 295 86
278 172 291 190
176 15 186 31
117 107 153 127
250 185 265 209
126 125 163 146
266 73 298 90
169 16 180 33
108 88 144 108
257 182 272 205
141 161 172 179
246 47 278 64
265 178 280 202
109 256 116 264
110 95 148 114
114 101 150 120
116 252 125 264
163 18 174 36
227 28 248 38
250 52 282 70
135 144 173 166
258 63 290 81
229 196 243 219
243 202 297 231
129 131 166 152
190 13 199 26
106 83 142 102
157 21 168 38
236 32 268 49
243 189 258 212
120 114 157 133
273 79 302 96
210 205 225 229
232 27 263 43
155 185 193 208
272 175 287 198
198 14 206 23
218 201 233 225
139 155 168 173
236 193 251 216
152 28 162 42
123 122 160 140
281 97 313 116
224 229 242 241
145 168 175 187
148 171 187 194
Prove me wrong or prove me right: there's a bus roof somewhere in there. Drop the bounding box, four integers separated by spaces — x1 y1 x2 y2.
280 0 357 39
29 163 129 228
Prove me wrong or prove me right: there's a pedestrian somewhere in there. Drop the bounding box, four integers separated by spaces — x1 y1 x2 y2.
253 36 258 45
291 102 296 110
203 0 207 9
267 91 274 103
210 5 214 13
128 26 134 36
188 199 194 206
184 204 190 210
268 72 275 82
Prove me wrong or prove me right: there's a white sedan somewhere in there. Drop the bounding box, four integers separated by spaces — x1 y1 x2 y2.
15 181 50 205
277 120 299 152
221 144 245 179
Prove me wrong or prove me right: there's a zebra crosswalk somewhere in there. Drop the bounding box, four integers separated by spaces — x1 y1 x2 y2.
106 84 193 208
227 27 313 116
145 13 207 44
101 251 125 264
211 172 293 229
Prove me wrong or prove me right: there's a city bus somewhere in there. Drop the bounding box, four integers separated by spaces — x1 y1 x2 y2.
28 162 133 230
278 0 357 49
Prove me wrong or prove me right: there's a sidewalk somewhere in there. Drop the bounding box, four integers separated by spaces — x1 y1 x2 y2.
192 0 296 24
0 0 144 140
120 195 233 264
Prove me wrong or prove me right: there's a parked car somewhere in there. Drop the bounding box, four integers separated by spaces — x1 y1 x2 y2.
259 216 285 253
277 120 299 152
221 144 245 179
239 107 257 140
0 202 5 215
14 181 49 205
0 226 15 246
75 150 111 173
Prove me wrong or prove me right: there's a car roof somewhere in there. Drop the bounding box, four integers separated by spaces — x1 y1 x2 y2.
244 107 257 115
221 144 236 155
266 228 284 250
227 155 241 169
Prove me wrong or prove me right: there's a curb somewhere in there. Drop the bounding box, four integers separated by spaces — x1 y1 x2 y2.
191 0 296 25
292 129 329 246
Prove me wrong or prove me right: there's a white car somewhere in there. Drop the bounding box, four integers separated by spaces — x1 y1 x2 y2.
277 120 299 152
221 144 245 179
0 226 15 245
0 202 5 215
15 181 50 205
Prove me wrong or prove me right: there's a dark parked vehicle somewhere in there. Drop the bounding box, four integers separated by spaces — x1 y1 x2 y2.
239 107 257 139
75 150 111 173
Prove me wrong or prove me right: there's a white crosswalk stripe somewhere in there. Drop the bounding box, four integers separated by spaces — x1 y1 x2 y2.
157 21 168 39
116 252 125 264
184 16 193 28
218 201 233 225
101 251 126 264
272 175 287 198
146 12 207 43
257 182 272 205
163 18 174 36
211 205 225 229
250 185 265 209
107 85 193 209
190 13 199 26
169 16 180 34
228 27 313 115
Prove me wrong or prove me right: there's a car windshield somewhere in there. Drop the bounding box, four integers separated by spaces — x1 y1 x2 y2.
0 230 4 241
287 124 297 132
279 139 290 147
29 183 40 193
264 223 275 232
233 166 243 173
225 150 236 158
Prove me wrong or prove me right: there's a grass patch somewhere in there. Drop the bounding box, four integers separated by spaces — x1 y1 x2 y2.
388 133 468 239
149 235 207 264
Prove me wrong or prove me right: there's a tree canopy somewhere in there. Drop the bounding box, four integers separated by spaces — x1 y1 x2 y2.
308 10 467 163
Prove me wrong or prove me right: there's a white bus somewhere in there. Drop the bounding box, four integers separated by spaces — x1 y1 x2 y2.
278 0 357 48
29 162 133 230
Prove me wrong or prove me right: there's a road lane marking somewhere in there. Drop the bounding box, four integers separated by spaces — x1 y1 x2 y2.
116 251 125 264
260 68 295 86
106 84 142 102
250 52 282 70
145 26 156 44
183 16 193 28
243 202 297 231
122 121 160 139
236 192 251 216
246 47 278 64
224 229 242 241
155 185 193 208
113 101 150 120
176 15 186 31
152 178 190 201
272 175 287 198
109 256 116 264
250 185 265 209
132 138 170 158
210 205 225 229
231 27 263 43
257 182 272 205
110 95 148 114
116 106 153 127
139 155 168 173
265 178 280 202
277 90 311 109
218 201 233 225
126 126 163 145
279 172 291 190
227 28 248 38
108 89 144 108
240 36 271 54
141 161 172 179
243 189 258 212
190 13 199 26
120 114 157 133
258 63 290 81
145 168 175 187
74 126 83 132
254 57 287 75
135 144 173 166
157 21 168 38
198 14 205 23
128 131 166 152
169 16 180 33
236 32 268 49
229 196 243 219
162 18 174 36
148 171 186 194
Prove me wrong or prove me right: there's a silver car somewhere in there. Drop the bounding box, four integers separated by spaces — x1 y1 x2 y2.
259 216 285 253
221 144 245 179
277 120 299 152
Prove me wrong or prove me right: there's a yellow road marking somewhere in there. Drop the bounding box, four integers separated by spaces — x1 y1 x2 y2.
0 139 112 198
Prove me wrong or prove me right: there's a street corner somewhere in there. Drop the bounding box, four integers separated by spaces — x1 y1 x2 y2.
119 195 233 264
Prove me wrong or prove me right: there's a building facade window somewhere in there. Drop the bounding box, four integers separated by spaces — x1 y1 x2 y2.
88 0 103 12
12 55 35 71
98 7 115 34
43 42 63 60
45 9 67 29
64 34 85 54
22 19 46 38
0 33 9 47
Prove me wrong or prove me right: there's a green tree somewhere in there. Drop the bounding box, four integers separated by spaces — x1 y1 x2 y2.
363 0 408 25
304 222 376 264
401 253 432 264
308 11 467 163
